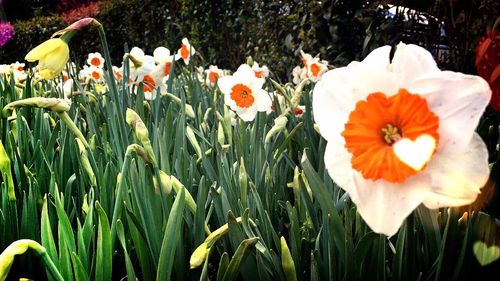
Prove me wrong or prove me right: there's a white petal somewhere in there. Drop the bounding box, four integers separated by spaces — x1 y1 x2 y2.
218 76 235 96
392 43 440 84
254 89 272 112
235 106 258 122
423 133 490 209
323 137 358 202
352 173 431 236
153 47 171 63
130 47 145 62
409 71 491 153
359 45 392 69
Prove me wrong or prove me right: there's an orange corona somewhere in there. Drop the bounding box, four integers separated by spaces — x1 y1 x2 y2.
342 89 439 183
230 84 254 108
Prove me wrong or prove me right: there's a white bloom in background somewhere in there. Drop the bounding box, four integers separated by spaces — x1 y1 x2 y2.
87 65 104 83
300 50 313 67
10 61 25 72
87 52 105 68
306 57 328 82
205 65 224 87
153 47 175 78
128 47 155 81
313 42 491 236
294 105 306 117
57 78 74 104
252 62 269 78
112 66 123 80
218 64 272 121
176 38 196 65
267 91 286 114
292 65 307 85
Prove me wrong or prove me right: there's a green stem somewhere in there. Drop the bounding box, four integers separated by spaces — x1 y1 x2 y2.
57 112 89 148
110 146 134 249
96 23 128 159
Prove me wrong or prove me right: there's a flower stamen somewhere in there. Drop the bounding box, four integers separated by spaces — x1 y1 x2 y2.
381 124 401 144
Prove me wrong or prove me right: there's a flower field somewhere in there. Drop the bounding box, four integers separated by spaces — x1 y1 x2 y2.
0 17 499 281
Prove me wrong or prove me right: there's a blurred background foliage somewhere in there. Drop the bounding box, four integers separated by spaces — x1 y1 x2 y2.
1 0 498 79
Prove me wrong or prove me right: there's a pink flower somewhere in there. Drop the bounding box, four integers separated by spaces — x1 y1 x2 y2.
0 21 15 47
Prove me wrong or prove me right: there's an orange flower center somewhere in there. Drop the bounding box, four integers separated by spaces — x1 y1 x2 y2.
90 57 101 67
142 75 156 92
181 44 189 60
310 63 320 77
342 89 439 183
230 84 254 108
254 70 263 78
164 62 172 76
17 66 23 71
92 71 101 80
208 71 220 84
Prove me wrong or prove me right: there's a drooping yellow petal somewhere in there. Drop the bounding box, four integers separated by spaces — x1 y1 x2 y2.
38 43 69 77
25 38 65 62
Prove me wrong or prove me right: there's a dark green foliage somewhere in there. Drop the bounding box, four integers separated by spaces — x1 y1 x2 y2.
1 0 498 78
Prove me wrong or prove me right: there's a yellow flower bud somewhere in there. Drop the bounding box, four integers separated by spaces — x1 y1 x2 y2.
3 97 70 116
265 115 288 144
126 109 156 166
190 242 208 269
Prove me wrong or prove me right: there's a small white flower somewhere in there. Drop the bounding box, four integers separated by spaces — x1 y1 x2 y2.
176 38 196 65
252 62 269 78
87 52 105 68
218 64 272 122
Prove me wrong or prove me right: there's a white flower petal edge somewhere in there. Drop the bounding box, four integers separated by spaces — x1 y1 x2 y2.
391 42 440 85
409 71 491 153
352 172 432 236
423 133 490 209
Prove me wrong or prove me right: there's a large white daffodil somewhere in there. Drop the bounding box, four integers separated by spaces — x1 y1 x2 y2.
25 38 69 80
313 42 492 236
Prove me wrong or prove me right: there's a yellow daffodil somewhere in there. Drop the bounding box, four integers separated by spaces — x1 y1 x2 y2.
25 38 69 80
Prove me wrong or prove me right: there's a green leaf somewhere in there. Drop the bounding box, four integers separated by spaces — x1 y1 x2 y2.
217 252 229 281
156 187 186 281
116 219 138 281
71 252 91 281
222 237 259 281
95 201 112 281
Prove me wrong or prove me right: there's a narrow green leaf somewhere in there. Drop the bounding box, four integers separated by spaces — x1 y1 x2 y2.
217 252 229 281
71 252 91 281
95 201 112 281
222 237 259 281
156 187 186 281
